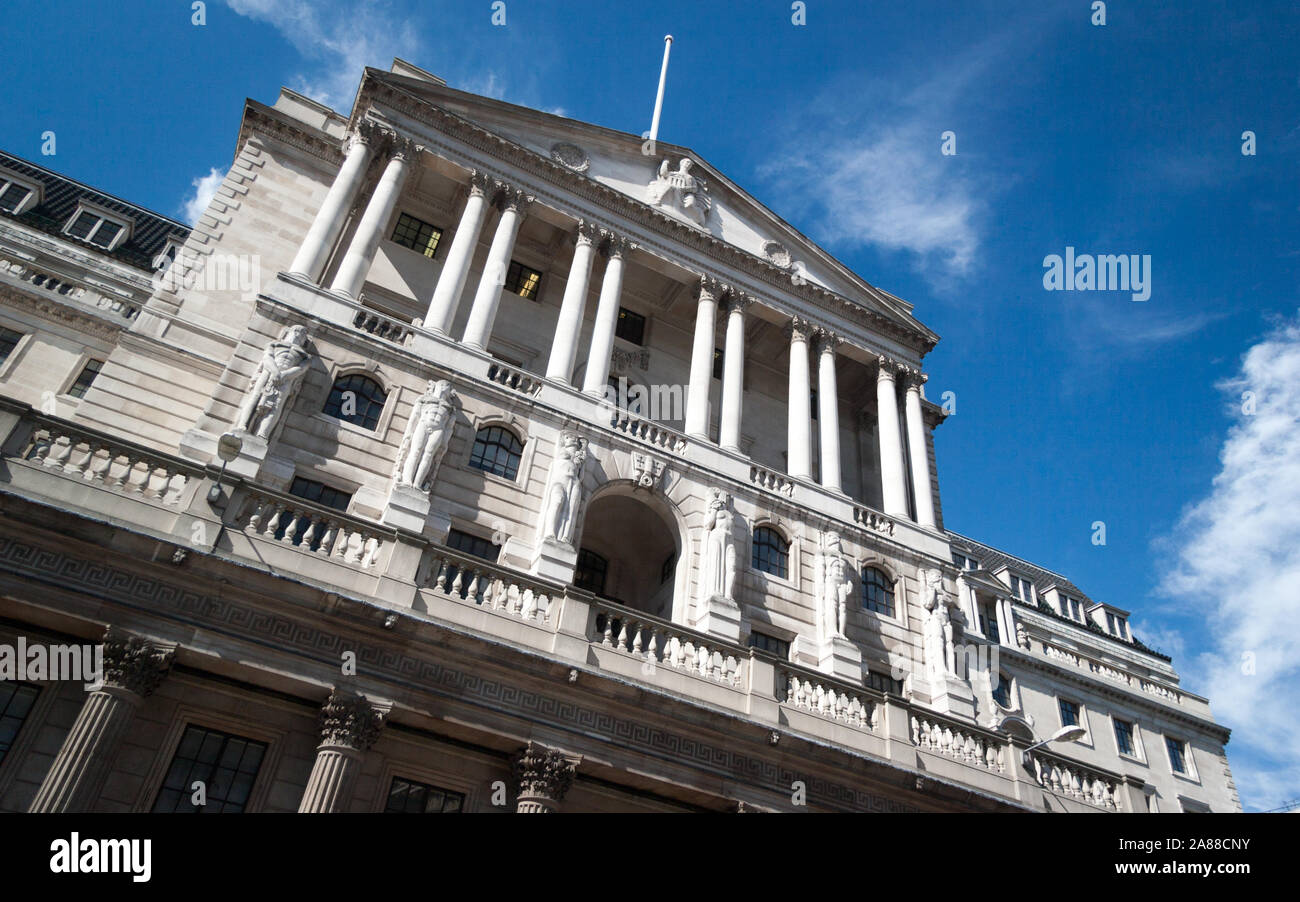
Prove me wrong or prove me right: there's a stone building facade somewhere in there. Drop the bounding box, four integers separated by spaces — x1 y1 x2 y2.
0 59 1237 813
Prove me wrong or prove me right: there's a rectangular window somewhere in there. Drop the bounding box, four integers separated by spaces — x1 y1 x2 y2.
288 476 353 512
865 670 904 695
1107 613 1128 638
952 552 978 571
574 548 608 595
1166 737 1188 774
1058 698 1080 728
747 631 791 659
67 359 103 399
978 600 1000 643
504 260 542 300
65 209 128 249
446 528 501 562
614 307 646 346
712 347 723 380
0 180 32 213
0 682 40 767
1009 575 1033 603
0 327 24 366
390 212 443 258
383 776 464 813
152 724 267 813
1114 718 1136 757
809 388 818 421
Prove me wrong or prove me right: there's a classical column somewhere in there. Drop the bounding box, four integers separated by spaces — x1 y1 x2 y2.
876 356 909 517
510 742 579 813
289 121 379 284
785 317 813 480
423 171 492 334
328 135 419 299
580 233 636 396
815 329 843 491
903 370 937 528
545 220 601 384
683 277 722 440
718 291 751 453
297 689 385 813
461 186 534 350
29 631 174 813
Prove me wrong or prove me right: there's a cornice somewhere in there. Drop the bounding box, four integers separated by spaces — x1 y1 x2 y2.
0 281 125 341
237 101 345 168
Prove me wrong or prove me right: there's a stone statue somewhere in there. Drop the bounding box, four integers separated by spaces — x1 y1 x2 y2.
234 324 312 439
698 489 736 603
817 532 853 641
921 568 963 683
392 380 459 493
646 158 711 227
540 432 587 545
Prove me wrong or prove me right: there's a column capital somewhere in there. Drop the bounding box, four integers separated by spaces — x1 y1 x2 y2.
697 275 727 301
387 133 422 162
723 289 753 315
496 185 535 214
783 315 815 342
574 219 602 246
346 119 382 152
600 230 637 258
317 689 387 752
876 355 904 382
101 629 175 698
813 327 842 354
901 367 928 391
511 742 579 812
466 170 493 198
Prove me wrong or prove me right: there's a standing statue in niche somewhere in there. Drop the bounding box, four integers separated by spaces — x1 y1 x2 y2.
921 568 957 682
540 432 587 545
234 324 312 440
816 532 853 641
698 489 737 603
392 380 459 493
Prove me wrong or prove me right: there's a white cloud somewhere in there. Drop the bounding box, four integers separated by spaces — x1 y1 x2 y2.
224 0 420 110
1156 311 1300 810
181 167 226 225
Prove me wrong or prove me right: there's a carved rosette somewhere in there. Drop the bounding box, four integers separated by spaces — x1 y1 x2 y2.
510 742 578 813
100 630 174 698
317 689 385 752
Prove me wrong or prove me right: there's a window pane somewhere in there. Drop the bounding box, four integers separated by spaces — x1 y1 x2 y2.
751 527 789 579
0 683 40 766
384 776 465 813
615 308 646 345
0 182 31 212
390 212 443 258
468 426 523 480
322 373 388 431
861 567 895 616
151 725 267 813
574 548 608 595
1058 699 1080 727
504 260 542 300
67 359 103 399
89 219 122 248
67 211 99 239
0 327 24 365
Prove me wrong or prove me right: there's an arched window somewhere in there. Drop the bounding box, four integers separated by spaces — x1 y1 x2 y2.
861 566 895 616
468 425 524 480
752 526 789 579
322 373 387 431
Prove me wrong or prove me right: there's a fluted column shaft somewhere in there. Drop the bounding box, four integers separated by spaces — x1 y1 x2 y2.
545 222 600 384
289 125 377 283
328 139 417 299
904 374 937 528
785 319 813 480
580 236 634 396
461 188 532 350
815 330 842 491
876 358 909 516
424 172 491 334
684 279 721 439
718 293 749 453
297 689 385 813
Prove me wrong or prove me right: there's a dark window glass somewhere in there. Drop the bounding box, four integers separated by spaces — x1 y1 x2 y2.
151 724 267 813
865 670 904 695
1115 719 1136 757
1059 698 1081 728
574 548 608 595
615 308 646 345
0 682 40 766
861 566 895 616
67 211 98 239
383 776 464 813
390 212 443 258
660 553 675 585
1166 737 1187 774
67 359 103 399
88 219 122 248
0 182 31 212
991 674 1012 708
809 388 818 420
712 347 723 380
468 426 523 480
504 260 542 300
446 528 500 562
0 327 24 365
288 476 352 512
747 631 790 659
751 526 789 579
322 373 388 431
979 600 1001 643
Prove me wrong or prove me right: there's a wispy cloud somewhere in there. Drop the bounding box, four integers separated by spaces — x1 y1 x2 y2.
181 167 226 225
223 0 421 110
1155 311 1300 810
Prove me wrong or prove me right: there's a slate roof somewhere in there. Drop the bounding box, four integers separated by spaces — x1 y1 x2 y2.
0 149 190 272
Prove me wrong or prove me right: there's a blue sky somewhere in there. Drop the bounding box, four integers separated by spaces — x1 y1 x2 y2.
3 0 1297 810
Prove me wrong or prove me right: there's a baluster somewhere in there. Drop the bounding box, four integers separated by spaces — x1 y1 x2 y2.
246 500 267 532
299 516 319 550
432 558 448 590
646 628 658 663
145 464 168 499
264 503 286 538
465 569 480 601
361 537 380 568
631 622 643 654
282 509 301 545
616 619 629 651
450 565 464 595
317 521 337 555
47 436 74 470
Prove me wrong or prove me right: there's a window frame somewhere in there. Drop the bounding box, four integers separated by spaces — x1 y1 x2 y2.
503 259 543 300
614 307 647 346
751 525 791 580
1112 716 1142 761
0 681 41 769
62 201 132 252
860 565 896 617
990 671 1014 709
0 171 41 216
1164 735 1197 780
149 722 270 813
0 325 29 377
321 372 389 432
382 774 466 813
64 357 104 400
288 475 354 514
746 630 792 660
467 424 525 482
389 211 444 259
574 548 609 596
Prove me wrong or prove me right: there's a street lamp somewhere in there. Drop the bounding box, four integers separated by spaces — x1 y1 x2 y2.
206 432 243 505
1021 724 1086 765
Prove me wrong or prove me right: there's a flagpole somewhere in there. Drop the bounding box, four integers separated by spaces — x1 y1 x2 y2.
649 35 673 145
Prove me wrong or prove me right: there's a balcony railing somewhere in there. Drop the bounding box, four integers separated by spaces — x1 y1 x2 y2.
236 486 388 570
589 597 745 687
780 664 879 731
911 711 1007 774
421 545 556 624
1025 748 1125 811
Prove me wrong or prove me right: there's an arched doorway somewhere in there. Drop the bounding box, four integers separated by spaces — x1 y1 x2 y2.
574 486 682 621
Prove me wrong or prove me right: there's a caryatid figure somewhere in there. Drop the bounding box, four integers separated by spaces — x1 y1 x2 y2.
921 568 957 681
235 324 312 440
818 532 853 640
540 432 587 545
392 380 459 493
698 490 737 603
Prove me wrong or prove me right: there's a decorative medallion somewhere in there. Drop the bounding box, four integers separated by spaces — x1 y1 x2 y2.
550 142 590 172
762 240 793 269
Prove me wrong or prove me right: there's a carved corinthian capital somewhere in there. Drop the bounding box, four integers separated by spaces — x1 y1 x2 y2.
723 289 753 315
317 689 386 751
466 170 493 198
783 315 814 343
876 354 903 382
495 184 534 214
388 134 422 162
601 230 637 258
574 219 602 246
100 629 175 698
697 275 726 302
813 327 842 355
510 742 579 813
346 119 382 153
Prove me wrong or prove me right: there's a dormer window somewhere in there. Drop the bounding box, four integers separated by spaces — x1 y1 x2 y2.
63 203 131 251
0 173 40 215
153 237 184 272
1106 612 1129 639
1060 594 1083 622
1008 574 1034 603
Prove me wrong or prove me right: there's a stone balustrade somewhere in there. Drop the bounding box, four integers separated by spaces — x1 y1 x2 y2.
608 409 689 455
589 598 745 687
352 304 414 346
0 256 139 320
486 362 544 397
19 418 195 506
911 712 1007 774
750 463 795 498
780 666 878 730
422 547 554 623
1025 749 1125 811
235 488 386 569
